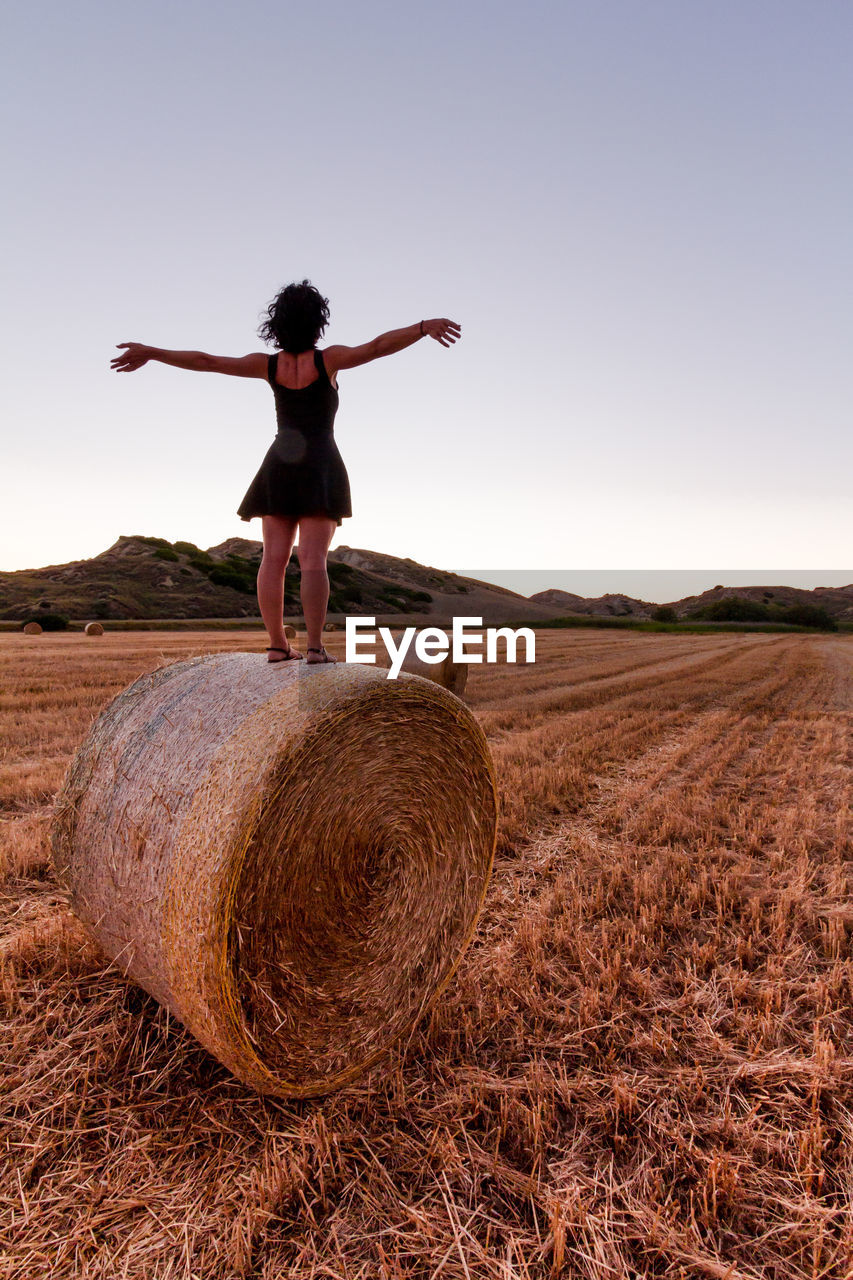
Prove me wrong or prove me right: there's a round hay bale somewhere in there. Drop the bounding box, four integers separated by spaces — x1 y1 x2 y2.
84 622 105 636
51 654 496 1097
22 621 42 635
283 623 297 640
378 649 468 698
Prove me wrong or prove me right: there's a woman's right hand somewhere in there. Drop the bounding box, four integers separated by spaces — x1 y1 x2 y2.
111 342 152 372
422 318 461 347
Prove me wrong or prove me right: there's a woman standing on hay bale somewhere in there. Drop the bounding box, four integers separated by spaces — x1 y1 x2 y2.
112 281 460 664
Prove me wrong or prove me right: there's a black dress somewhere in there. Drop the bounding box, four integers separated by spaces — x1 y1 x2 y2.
237 349 352 526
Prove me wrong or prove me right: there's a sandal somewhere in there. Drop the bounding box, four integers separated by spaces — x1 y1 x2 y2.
306 646 336 664
266 644 303 663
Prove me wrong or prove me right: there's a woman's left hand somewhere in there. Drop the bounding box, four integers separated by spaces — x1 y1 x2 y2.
422 318 461 347
111 342 152 372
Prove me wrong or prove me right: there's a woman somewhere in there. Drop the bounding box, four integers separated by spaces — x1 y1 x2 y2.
111 280 461 663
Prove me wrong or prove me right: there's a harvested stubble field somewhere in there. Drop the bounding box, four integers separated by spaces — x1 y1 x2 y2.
1 628 852 1280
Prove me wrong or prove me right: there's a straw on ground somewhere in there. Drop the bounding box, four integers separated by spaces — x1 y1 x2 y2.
1 627 851 1278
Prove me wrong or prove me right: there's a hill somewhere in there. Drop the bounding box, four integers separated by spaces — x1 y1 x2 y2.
2 537 851 625
664 582 853 622
0 536 566 624
530 589 656 618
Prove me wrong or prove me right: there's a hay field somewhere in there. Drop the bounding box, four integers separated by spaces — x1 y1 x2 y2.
1 629 851 1279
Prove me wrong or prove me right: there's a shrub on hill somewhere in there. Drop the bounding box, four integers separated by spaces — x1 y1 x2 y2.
690 596 837 630
25 613 69 631
652 606 678 622
207 566 255 594
781 604 837 630
330 582 364 608
694 597 772 623
153 548 179 562
181 549 257 595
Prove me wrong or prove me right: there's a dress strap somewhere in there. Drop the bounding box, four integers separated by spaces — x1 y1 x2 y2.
267 353 278 386
313 348 329 382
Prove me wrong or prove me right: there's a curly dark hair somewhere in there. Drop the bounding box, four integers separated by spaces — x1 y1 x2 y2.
258 279 330 352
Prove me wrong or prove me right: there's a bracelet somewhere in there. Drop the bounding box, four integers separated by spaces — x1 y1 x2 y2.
420 320 425 336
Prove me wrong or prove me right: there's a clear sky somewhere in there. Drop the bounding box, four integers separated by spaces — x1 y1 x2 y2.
3 0 851 593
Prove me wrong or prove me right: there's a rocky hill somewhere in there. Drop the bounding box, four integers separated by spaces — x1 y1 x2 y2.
0 536 566 624
530 589 656 618
532 582 853 623
663 582 853 622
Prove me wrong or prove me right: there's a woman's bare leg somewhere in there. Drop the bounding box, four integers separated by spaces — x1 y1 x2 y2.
296 515 337 656
258 515 301 659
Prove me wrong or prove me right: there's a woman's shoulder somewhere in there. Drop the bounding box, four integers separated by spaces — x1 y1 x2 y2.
316 347 339 391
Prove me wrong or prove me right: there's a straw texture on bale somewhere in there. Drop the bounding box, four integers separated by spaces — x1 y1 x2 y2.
51 653 497 1097
23 621 42 635
283 623 296 640
84 622 105 636
378 648 468 697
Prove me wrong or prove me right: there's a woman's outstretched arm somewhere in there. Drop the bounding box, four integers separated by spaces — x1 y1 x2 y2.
111 343 267 377
324 317 460 375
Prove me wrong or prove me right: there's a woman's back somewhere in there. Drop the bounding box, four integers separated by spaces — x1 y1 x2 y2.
267 349 339 438
271 348 338 391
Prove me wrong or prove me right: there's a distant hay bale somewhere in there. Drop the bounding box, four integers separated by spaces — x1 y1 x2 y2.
23 621 42 635
379 648 468 698
283 624 297 639
51 654 496 1097
84 622 105 636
